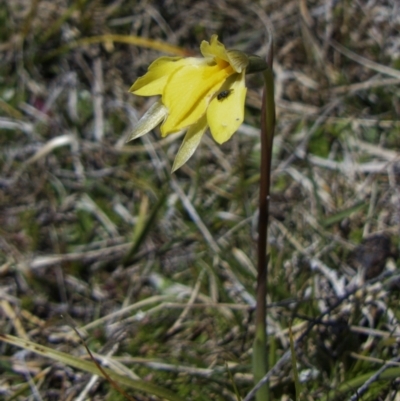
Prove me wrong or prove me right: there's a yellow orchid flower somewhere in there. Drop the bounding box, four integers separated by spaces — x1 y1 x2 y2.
127 35 249 172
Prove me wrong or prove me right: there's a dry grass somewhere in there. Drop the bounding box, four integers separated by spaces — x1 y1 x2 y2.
1 0 400 400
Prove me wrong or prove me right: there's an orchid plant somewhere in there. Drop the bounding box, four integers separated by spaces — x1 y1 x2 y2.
129 34 275 401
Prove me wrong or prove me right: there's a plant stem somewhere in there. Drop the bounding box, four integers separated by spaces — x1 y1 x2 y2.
252 42 275 401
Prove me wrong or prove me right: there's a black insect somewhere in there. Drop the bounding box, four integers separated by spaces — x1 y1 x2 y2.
217 89 233 101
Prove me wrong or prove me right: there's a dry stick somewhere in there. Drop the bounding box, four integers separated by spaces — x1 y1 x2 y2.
348 356 400 401
92 57 104 142
330 39 400 80
66 316 137 401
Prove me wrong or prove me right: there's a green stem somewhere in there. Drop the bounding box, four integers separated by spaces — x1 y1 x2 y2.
252 44 275 401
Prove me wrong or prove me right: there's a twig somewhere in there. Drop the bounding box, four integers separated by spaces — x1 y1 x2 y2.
348 356 400 401
92 57 104 141
330 39 400 80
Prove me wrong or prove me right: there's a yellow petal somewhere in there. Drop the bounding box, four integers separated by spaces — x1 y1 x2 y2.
200 36 248 73
126 100 168 142
200 35 230 64
207 72 246 144
171 116 207 172
161 62 234 135
130 57 185 96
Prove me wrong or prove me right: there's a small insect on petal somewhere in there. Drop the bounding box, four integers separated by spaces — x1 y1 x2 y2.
217 89 233 101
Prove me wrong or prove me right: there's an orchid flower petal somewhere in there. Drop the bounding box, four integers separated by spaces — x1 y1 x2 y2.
207 71 246 144
200 35 230 63
171 115 207 172
130 57 185 96
161 62 234 135
126 101 168 142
